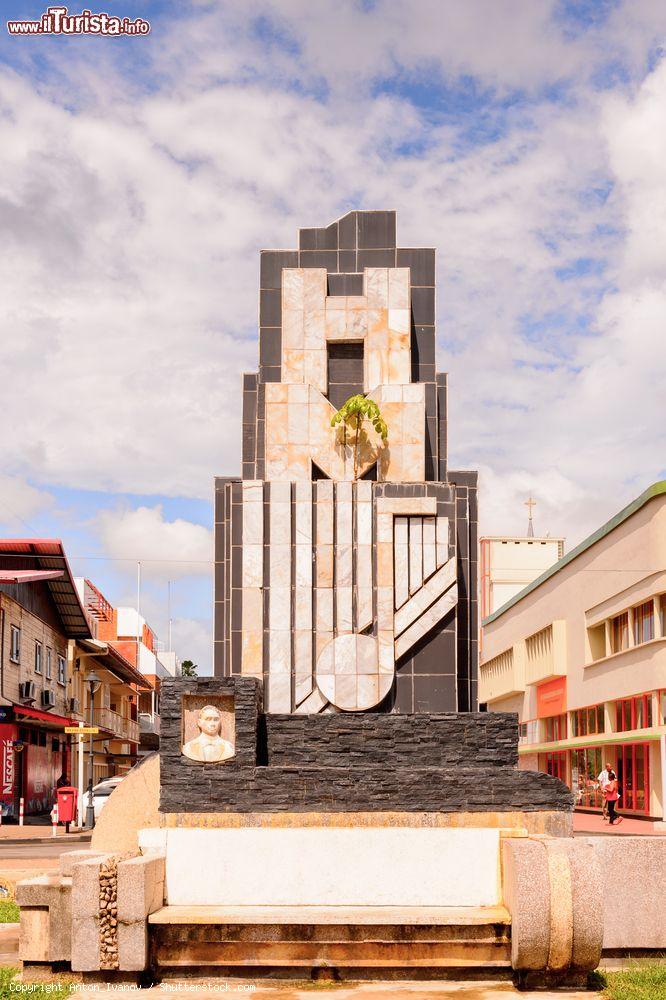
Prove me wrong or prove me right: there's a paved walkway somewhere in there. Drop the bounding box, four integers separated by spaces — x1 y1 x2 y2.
573 810 664 835
101 985 588 1000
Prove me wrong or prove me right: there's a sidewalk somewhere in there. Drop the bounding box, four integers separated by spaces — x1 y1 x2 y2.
573 810 664 836
0 825 90 844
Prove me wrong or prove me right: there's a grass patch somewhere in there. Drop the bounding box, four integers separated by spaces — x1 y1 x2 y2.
599 960 666 1000
0 967 73 999
0 902 19 924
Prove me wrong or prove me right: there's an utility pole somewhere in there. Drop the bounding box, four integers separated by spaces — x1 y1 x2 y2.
168 580 172 652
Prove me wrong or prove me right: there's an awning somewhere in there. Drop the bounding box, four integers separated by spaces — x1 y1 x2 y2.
14 706 74 728
0 569 64 585
77 639 151 691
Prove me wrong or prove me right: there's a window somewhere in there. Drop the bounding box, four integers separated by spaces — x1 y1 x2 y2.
571 704 605 738
45 647 52 680
615 694 653 732
544 714 567 742
587 623 606 661
57 655 66 686
518 720 539 744
611 612 629 653
633 601 654 645
9 626 20 663
34 642 42 674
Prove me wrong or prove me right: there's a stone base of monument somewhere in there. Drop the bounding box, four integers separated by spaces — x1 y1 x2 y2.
11 678 631 984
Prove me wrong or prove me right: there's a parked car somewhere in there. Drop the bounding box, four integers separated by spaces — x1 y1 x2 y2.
91 776 124 819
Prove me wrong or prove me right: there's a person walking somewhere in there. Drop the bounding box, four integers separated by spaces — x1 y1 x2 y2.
604 769 623 826
597 761 612 821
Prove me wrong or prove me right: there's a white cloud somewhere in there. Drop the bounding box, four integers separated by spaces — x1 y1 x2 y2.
170 617 214 676
0 475 55 533
94 506 212 580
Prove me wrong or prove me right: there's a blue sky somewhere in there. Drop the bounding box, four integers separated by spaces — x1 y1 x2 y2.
1 1 666 670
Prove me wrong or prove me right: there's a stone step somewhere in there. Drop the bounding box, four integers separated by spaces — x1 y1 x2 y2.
149 905 512 969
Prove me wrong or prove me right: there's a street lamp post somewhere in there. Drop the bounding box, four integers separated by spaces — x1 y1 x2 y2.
85 670 101 830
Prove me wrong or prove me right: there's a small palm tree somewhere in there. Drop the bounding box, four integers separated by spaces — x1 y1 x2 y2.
331 394 388 480
181 660 198 677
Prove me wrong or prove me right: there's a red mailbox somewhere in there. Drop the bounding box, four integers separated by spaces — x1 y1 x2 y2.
56 786 78 829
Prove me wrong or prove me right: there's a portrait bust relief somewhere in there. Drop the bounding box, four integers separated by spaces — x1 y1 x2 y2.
182 704 235 763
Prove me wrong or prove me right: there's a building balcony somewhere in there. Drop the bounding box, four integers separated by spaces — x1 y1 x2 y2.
93 708 140 744
479 643 526 703
525 619 567 685
139 712 160 736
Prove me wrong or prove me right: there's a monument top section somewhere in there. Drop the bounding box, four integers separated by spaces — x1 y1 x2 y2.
215 210 479 716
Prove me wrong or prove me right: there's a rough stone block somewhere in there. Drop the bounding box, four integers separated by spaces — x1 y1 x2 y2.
71 915 100 972
502 838 550 972
17 875 72 963
582 835 666 950
72 858 107 920
60 850 107 877
117 921 149 972
117 854 165 922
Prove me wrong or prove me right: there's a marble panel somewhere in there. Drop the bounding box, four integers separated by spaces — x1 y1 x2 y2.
316 637 335 675
241 630 263 678
282 269 304 310
337 586 353 631
356 502 372 542
269 585 291 626
316 544 334 586
394 584 459 660
282 349 304 383
393 558 457 637
365 267 389 308
326 296 346 310
316 480 334 503
356 584 373 632
268 674 291 713
377 541 394 592
295 545 312 589
294 587 312 630
376 512 393 543
269 629 291 674
346 295 367 311
377 586 394 632
409 517 423 595
282 308 304 350
304 268 327 312
403 443 425 481
436 515 449 566
347 308 368 339
269 545 290 588
265 445 288 480
241 587 263 629
357 675 379 706
306 349 329 394
293 629 312 696
242 544 263 589
325 309 347 340
388 268 410 309
357 636 378 674
242 497 263 548
288 385 309 404
270 507 292 545
316 588 334 632
388 341 411 384
287 445 311 479
265 404 288 446
402 384 423 403
336 543 353 586
265 383 289 403
423 517 436 579
335 673 357 708
295 687 328 713
287 403 309 445
294 674 313 707
394 516 409 608
388 307 410 334
402 403 423 445
334 635 356 674
378 630 394 673
304 309 325 350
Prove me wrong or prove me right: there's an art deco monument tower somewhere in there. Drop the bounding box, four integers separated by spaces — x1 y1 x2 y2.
214 211 478 713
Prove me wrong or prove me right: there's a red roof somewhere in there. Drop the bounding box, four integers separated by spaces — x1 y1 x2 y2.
0 569 64 584
0 539 91 639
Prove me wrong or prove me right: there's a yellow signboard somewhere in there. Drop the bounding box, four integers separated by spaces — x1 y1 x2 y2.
64 726 99 735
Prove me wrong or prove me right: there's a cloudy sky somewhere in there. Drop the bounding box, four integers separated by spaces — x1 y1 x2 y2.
1 1 665 671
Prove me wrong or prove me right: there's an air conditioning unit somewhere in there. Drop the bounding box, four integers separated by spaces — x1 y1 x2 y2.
41 689 56 709
68 697 79 714
19 681 36 702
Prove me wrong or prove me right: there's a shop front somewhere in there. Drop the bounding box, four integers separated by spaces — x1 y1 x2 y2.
0 708 71 819
570 742 651 816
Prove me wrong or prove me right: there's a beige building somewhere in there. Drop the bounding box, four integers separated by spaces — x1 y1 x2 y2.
480 535 565 618
480 482 666 821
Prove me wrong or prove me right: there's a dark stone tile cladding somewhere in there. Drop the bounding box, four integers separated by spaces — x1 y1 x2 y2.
160 678 573 814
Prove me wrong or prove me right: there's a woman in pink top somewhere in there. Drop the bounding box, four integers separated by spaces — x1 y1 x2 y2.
604 769 623 826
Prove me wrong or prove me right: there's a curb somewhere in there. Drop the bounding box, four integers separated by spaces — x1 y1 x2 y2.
0 834 92 847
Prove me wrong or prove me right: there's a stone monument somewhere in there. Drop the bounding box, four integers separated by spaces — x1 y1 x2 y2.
15 212 613 987
214 210 478 714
